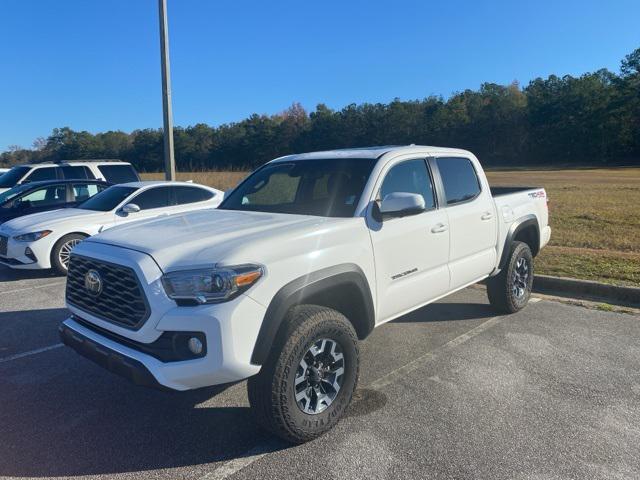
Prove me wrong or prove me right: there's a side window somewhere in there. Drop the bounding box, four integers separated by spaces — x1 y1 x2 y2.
172 186 215 205
19 185 67 207
436 157 481 205
62 166 91 179
72 183 102 202
131 187 171 210
98 164 139 184
24 167 59 182
380 159 436 210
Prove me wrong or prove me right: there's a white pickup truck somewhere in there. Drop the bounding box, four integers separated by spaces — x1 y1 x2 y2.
59 145 550 443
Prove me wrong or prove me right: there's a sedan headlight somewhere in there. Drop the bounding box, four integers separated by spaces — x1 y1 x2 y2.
13 230 52 242
162 264 264 304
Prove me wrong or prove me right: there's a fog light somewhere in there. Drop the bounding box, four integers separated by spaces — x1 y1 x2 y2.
24 247 37 262
187 337 203 355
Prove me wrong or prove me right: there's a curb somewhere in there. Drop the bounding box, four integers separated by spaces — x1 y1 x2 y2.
533 275 640 308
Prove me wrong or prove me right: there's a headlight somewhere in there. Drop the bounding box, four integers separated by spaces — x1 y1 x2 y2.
13 230 52 242
162 264 264 304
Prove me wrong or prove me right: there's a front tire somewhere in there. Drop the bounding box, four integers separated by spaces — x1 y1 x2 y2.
247 305 359 444
487 241 534 313
51 233 87 275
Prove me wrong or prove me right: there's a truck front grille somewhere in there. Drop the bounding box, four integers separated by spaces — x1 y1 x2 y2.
66 254 150 330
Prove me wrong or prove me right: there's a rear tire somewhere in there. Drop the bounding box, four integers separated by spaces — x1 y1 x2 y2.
51 233 87 275
487 241 533 313
247 305 359 444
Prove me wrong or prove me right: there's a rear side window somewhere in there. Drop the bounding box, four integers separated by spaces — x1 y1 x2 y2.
24 167 59 182
380 159 436 210
132 187 171 210
436 157 481 205
62 166 93 179
172 186 215 205
98 164 138 184
72 183 104 202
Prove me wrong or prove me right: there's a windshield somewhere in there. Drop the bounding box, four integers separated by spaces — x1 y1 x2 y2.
219 158 375 217
78 185 137 211
0 184 32 207
0 166 30 188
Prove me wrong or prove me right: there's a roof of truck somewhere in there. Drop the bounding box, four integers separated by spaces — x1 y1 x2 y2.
273 145 473 162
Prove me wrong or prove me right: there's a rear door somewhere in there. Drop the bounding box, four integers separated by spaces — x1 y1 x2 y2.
433 156 497 288
167 185 217 213
368 157 450 323
61 165 93 180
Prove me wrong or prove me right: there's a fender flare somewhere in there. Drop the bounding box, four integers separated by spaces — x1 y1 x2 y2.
498 214 540 271
250 263 375 365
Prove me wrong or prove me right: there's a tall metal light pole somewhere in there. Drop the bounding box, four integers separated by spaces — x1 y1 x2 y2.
158 0 176 180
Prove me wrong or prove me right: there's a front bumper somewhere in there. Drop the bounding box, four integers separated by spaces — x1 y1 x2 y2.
61 294 265 391
59 321 168 390
0 234 51 269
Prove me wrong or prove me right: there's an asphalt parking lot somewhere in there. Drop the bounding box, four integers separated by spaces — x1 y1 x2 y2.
1 265 639 480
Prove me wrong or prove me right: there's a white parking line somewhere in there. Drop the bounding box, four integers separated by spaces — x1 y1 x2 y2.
0 343 64 364
201 445 276 480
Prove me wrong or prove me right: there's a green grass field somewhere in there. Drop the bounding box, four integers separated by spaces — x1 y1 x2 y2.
142 167 640 287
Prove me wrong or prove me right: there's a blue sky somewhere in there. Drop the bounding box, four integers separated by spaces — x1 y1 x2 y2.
1 0 638 150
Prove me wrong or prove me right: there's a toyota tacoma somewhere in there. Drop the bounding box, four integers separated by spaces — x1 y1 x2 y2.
59 145 551 443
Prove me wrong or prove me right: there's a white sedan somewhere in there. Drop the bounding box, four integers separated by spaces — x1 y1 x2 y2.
0 181 222 274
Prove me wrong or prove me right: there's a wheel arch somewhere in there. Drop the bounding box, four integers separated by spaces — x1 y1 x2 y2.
498 214 540 271
250 263 375 365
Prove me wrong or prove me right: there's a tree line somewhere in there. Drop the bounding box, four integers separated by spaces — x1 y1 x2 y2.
2 48 638 171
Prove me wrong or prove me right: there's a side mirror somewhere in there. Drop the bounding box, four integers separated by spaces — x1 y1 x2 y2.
378 192 425 220
122 203 141 214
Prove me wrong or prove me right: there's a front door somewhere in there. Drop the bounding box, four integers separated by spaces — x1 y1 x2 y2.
368 158 450 323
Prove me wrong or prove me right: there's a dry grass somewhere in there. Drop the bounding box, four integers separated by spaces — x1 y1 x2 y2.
141 171 248 191
143 167 640 287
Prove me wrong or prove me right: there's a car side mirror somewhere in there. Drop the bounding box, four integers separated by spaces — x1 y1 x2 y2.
122 203 141 214
378 192 425 220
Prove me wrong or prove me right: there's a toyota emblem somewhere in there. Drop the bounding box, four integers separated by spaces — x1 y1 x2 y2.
84 269 103 296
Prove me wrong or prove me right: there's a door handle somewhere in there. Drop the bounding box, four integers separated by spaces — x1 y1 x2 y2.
431 223 448 233
481 212 493 220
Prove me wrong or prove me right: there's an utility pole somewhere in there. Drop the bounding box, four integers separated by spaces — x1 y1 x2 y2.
158 0 176 180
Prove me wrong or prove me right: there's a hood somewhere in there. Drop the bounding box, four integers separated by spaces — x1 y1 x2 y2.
0 208 104 234
88 209 335 270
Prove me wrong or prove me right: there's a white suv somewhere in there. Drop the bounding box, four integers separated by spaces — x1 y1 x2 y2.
59 146 550 443
0 160 139 194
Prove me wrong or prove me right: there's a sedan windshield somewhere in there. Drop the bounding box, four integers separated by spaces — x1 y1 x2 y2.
78 186 137 212
219 158 376 217
0 166 30 188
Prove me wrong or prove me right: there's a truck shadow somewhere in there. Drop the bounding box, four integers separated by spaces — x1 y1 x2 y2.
0 307 287 477
393 300 497 323
0 357 287 476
